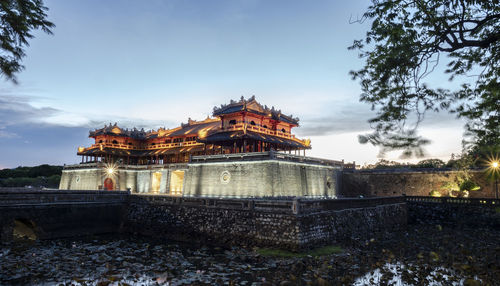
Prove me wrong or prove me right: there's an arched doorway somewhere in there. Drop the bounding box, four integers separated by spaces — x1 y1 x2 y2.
170 170 184 196
104 178 114 190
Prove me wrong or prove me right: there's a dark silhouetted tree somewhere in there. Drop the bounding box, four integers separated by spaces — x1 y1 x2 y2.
350 0 499 157
0 0 54 83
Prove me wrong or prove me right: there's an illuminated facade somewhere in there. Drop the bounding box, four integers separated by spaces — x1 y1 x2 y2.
61 97 352 197
77 96 310 165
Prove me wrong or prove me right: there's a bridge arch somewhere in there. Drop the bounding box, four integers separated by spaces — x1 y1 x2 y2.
13 218 38 240
1 218 39 241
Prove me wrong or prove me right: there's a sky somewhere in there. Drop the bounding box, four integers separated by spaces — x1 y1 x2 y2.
0 0 467 169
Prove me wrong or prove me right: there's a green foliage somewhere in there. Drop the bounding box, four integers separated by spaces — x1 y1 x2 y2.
0 0 54 83
350 0 500 157
459 180 480 192
415 159 445 168
365 158 445 169
0 164 62 178
0 165 62 187
429 190 442 197
257 245 342 258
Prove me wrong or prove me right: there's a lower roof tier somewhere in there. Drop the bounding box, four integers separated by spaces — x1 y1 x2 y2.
78 145 210 157
198 130 310 149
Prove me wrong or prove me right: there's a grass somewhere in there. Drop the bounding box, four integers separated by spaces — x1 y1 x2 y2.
257 245 343 258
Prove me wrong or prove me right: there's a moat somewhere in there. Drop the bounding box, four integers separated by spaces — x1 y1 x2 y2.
1 224 498 285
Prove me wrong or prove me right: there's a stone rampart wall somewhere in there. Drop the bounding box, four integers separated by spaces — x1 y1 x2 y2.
125 195 406 249
183 160 340 198
342 169 496 198
0 190 128 241
406 196 500 227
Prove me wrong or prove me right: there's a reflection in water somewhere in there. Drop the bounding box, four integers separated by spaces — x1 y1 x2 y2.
354 262 477 286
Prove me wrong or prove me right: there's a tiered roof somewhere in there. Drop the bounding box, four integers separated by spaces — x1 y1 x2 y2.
89 117 220 140
89 123 147 139
213 96 300 125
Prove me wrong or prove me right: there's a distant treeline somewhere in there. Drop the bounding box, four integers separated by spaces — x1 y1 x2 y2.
0 164 63 188
363 159 459 170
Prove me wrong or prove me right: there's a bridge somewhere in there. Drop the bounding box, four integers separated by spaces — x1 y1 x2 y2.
0 188 128 241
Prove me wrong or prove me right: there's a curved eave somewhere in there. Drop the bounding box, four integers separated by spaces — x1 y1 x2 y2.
198 130 310 149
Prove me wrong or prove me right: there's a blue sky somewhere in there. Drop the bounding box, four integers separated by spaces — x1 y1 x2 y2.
0 0 465 168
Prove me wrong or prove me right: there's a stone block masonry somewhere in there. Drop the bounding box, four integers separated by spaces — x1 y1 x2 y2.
0 189 128 241
125 195 406 249
342 169 496 198
406 196 500 227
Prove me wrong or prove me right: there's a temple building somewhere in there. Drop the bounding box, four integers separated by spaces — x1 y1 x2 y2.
60 97 353 197
76 96 310 165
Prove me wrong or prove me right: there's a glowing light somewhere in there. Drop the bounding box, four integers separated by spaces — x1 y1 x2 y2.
103 162 119 178
492 161 499 169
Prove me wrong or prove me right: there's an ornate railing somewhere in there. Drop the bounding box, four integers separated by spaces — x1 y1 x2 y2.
219 123 308 145
63 163 189 170
82 140 203 153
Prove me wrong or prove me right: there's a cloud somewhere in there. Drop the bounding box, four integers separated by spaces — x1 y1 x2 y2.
0 93 178 131
297 105 373 136
0 95 60 127
296 102 465 137
0 128 19 139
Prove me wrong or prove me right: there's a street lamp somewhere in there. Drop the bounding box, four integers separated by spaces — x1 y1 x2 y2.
492 161 499 199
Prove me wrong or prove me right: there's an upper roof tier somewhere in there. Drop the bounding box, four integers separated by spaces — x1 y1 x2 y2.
212 96 300 126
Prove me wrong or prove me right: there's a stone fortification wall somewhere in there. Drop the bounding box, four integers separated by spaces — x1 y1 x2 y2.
125 195 406 249
183 160 340 198
60 163 188 194
59 166 103 190
126 195 300 248
342 169 495 198
297 198 407 245
406 196 500 227
61 157 341 198
0 189 128 241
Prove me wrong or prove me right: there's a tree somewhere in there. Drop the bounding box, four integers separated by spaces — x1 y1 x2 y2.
350 0 499 157
415 158 445 169
0 0 54 83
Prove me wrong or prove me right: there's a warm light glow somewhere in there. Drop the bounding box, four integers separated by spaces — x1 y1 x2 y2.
107 168 115 175
484 154 500 181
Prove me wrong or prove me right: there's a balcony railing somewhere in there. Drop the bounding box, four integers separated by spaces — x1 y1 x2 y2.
79 123 308 154
81 141 203 153
221 123 307 145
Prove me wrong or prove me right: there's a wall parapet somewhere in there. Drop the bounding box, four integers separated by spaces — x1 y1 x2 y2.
0 189 129 207
405 196 499 206
405 196 500 227
130 194 405 215
190 151 347 168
